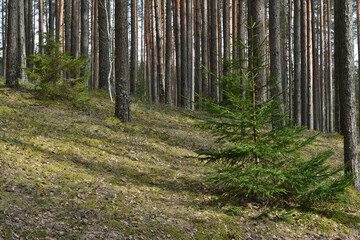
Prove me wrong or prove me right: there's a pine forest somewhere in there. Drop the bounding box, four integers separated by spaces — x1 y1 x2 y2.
2 0 360 238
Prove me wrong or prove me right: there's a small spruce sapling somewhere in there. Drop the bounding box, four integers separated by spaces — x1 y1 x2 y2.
195 22 353 205
24 35 90 101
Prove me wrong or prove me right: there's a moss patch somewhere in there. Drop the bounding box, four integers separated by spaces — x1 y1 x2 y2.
0 80 359 239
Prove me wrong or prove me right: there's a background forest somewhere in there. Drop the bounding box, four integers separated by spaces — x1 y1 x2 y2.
1 0 360 239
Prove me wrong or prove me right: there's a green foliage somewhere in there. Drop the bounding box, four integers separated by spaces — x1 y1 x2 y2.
24 36 90 101
196 23 352 206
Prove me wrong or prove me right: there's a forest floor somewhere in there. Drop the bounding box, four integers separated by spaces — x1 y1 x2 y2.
0 81 360 239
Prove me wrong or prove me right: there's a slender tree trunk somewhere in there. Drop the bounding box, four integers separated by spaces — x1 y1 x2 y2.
71 0 79 58
223 0 230 77
165 0 172 104
248 0 266 103
49 0 54 39
18 0 27 83
301 0 308 126
64 0 71 53
39 0 43 54
6 0 19 88
186 0 193 107
115 0 131 122
3 0 7 77
307 0 313 129
173 0 180 105
130 0 138 95
202 0 209 99
326 0 333 132
293 0 301 125
154 0 165 103
334 0 360 191
98 0 110 89
180 0 188 106
194 0 201 102
269 0 283 127
288 0 293 119
210 0 219 101
81 0 89 76
312 0 319 130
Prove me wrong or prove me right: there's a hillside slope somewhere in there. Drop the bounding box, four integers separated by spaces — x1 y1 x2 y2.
0 83 360 239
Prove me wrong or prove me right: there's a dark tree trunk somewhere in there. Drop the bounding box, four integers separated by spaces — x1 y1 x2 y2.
180 0 188 107
334 0 360 191
210 0 218 101
301 0 308 126
201 0 208 98
269 0 283 127
293 0 301 125
81 0 89 76
130 0 138 95
98 0 110 89
6 0 19 88
165 0 172 104
115 0 131 122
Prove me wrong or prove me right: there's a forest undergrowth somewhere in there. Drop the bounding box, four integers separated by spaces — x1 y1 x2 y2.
0 81 359 239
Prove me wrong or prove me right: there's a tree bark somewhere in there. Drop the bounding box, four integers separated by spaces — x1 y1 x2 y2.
6 0 19 88
98 0 110 89
269 0 283 127
130 0 138 95
301 0 308 126
307 0 313 129
155 0 166 104
180 0 188 106
165 0 172 104
115 0 131 122
210 0 218 101
39 0 43 54
293 0 301 125
202 0 208 98
18 0 27 83
81 0 89 76
326 0 333 132
248 0 266 103
334 0 360 191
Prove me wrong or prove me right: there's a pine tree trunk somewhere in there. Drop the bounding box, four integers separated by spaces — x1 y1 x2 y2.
202 0 209 99
194 0 201 102
180 0 188 106
223 0 230 77
293 0 301 125
3 0 7 77
18 0 27 83
210 0 218 101
115 0 131 122
334 0 360 191
326 0 333 132
301 0 308 126
186 0 193 108
49 0 54 39
98 0 110 89
155 0 165 104
173 0 181 105
165 0 172 104
39 0 43 54
80 0 89 76
130 0 138 96
248 0 266 103
269 0 283 127
307 0 313 129
6 0 19 88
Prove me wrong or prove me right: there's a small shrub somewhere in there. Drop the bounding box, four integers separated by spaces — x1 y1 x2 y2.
24 35 90 101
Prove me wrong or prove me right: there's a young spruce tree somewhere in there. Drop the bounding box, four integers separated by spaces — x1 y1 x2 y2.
196 23 352 205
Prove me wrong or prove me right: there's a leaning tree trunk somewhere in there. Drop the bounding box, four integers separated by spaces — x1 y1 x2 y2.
334 0 360 191
115 0 131 122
